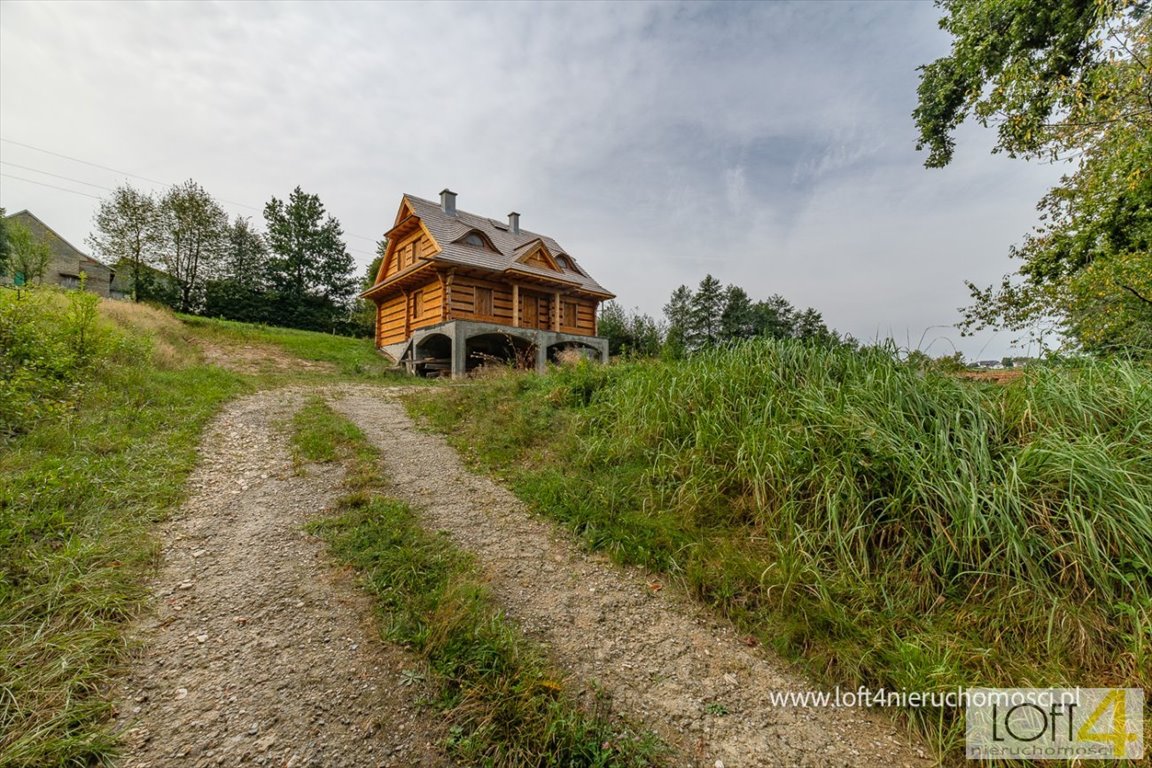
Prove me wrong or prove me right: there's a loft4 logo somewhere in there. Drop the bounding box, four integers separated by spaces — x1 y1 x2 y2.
966 688 1144 761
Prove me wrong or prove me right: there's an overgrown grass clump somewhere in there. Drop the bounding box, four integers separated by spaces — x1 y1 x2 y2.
0 289 247 767
294 398 664 767
406 341 1152 760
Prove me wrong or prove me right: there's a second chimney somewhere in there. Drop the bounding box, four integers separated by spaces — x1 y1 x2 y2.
508 211 520 235
440 188 457 216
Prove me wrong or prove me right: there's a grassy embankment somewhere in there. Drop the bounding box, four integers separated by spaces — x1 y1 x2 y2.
0 290 393 767
177 314 397 378
405 342 1152 762
292 397 664 766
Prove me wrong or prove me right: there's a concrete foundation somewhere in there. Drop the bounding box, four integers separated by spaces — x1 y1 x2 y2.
389 320 609 378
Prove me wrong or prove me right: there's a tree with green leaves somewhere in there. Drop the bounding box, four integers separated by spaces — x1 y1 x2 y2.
793 307 834 344
662 284 694 358
661 277 845 355
688 274 726 350
87 184 161 302
0 207 9 277
156 180 228 312
223 216 268 289
598 301 663 357
263 186 355 308
720 285 757 341
364 238 386 290
347 241 387 337
915 0 1152 355
203 215 273 322
753 294 798 340
6 219 53 285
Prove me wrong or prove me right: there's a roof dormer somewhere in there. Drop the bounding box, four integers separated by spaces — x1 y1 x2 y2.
513 239 563 272
454 229 499 252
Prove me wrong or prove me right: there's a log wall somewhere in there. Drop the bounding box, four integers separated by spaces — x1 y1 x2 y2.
377 271 600 346
376 278 444 345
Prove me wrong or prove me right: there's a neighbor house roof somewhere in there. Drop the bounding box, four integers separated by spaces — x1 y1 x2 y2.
367 194 614 298
5 209 111 272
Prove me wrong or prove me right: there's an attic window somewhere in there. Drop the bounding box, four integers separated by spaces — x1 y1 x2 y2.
556 255 571 270
457 230 497 252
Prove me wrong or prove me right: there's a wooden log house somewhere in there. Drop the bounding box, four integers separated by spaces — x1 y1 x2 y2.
362 190 615 377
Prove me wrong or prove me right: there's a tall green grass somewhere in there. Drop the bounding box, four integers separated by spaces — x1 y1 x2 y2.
406 341 1152 761
0 289 249 767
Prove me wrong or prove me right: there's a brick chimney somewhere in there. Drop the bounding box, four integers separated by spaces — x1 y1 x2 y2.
440 189 457 216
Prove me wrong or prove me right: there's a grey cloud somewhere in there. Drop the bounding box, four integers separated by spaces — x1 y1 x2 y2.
0 0 1063 358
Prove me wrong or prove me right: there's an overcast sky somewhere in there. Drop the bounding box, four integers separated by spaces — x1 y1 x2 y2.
0 0 1067 359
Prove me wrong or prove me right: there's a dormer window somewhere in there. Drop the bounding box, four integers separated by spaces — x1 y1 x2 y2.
456 230 497 251
556 255 571 270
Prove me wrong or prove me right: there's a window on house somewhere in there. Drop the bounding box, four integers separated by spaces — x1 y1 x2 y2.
475 286 493 317
564 301 577 327
463 233 485 248
556 255 570 270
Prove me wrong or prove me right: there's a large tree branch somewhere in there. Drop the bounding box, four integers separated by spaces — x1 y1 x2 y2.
1116 280 1152 307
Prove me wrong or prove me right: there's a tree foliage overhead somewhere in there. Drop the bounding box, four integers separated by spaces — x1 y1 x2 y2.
914 0 1123 167
915 0 1152 355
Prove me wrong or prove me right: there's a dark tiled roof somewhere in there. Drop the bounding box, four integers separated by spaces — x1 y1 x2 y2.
402 194 613 297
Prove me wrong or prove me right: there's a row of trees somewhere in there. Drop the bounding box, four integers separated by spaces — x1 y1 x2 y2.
599 274 843 358
88 182 363 334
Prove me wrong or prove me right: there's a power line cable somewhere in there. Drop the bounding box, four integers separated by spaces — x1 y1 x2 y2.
0 172 104 200
1 171 376 259
1 137 171 187
1 160 117 191
1 136 382 246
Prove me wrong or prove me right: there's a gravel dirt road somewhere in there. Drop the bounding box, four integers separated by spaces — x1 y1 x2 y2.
114 384 935 768
113 389 450 768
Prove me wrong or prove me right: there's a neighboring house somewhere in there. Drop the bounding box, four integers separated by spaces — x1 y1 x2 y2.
110 258 177 304
3 210 115 298
362 190 615 377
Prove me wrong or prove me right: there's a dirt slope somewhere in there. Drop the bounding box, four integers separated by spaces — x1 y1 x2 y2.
112 389 450 768
333 387 935 768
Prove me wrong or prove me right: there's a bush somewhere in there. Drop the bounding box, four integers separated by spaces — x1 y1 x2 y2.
0 287 133 435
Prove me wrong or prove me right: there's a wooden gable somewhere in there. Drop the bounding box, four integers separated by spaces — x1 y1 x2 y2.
514 240 562 273
376 199 440 284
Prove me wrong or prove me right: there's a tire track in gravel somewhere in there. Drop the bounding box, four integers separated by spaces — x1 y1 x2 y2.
112 389 451 768
333 387 937 768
